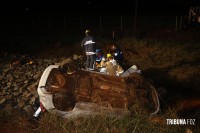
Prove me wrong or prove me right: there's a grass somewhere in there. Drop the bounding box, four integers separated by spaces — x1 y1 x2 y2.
1 105 199 133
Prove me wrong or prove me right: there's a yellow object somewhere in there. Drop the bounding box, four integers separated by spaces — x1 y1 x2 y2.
27 61 33 65
85 30 90 34
107 53 112 58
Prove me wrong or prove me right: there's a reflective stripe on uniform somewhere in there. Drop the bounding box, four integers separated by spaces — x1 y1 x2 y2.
84 40 95 45
86 52 95 55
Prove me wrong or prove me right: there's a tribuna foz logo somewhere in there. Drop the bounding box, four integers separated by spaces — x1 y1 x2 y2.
166 119 195 125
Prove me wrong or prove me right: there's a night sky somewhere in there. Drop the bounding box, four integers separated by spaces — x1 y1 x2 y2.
1 0 200 16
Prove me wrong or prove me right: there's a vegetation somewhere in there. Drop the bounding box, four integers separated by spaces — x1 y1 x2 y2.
1 29 200 132
0 104 199 133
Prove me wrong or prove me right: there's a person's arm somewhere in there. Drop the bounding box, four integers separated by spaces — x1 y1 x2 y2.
81 37 86 47
81 39 84 47
90 36 96 52
100 59 106 67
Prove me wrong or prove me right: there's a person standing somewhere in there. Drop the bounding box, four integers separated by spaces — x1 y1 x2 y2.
81 30 96 70
110 44 126 70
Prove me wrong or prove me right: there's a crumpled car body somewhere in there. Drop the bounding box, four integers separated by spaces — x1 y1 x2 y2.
36 63 160 119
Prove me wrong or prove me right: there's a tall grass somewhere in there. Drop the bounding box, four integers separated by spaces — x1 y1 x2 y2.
1 106 197 133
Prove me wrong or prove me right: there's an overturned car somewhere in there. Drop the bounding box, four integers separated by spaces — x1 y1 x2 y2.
34 59 160 119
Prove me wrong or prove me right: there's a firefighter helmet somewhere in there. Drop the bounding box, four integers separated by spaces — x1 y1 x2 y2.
96 49 101 53
107 53 112 58
85 30 90 34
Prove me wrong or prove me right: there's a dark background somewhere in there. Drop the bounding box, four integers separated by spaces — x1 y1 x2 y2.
1 0 200 16
0 0 199 53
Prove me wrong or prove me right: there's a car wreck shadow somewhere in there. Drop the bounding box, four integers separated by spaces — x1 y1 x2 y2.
142 65 200 114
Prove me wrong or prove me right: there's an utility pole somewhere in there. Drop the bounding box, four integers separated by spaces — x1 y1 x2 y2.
134 0 138 34
100 16 102 32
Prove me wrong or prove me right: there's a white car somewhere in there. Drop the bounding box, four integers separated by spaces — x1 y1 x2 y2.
34 60 160 119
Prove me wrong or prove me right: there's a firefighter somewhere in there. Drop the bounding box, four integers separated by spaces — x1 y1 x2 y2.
111 44 125 68
100 53 124 76
95 49 104 65
81 30 96 71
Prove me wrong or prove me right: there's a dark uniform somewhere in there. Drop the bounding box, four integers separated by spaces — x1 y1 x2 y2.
81 30 96 70
113 48 124 66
